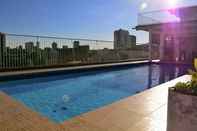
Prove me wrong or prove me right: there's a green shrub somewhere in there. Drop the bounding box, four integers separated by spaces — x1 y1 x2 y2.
173 70 197 96
188 69 197 82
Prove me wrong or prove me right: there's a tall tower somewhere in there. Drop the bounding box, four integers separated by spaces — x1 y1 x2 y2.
114 29 130 50
25 42 34 51
0 33 6 68
73 41 80 48
128 35 136 48
52 42 58 50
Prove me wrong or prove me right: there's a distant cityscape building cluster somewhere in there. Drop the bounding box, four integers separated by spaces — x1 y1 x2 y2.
0 33 90 67
0 30 151 69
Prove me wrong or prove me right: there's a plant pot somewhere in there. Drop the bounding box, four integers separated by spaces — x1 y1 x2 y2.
167 88 197 131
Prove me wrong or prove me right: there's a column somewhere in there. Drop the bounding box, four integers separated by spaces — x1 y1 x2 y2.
174 38 180 62
149 31 152 62
160 33 165 61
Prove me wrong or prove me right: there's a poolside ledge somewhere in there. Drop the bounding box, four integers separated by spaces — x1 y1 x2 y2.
0 60 159 81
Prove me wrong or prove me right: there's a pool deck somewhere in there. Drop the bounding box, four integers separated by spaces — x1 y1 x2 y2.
0 75 191 131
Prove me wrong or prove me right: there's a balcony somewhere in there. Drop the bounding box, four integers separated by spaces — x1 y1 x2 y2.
137 5 197 26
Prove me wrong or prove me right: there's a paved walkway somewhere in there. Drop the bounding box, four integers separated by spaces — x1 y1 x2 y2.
0 75 190 131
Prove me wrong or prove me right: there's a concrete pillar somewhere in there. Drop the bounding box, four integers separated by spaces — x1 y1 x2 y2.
174 38 180 62
160 33 165 61
148 64 152 88
149 31 153 62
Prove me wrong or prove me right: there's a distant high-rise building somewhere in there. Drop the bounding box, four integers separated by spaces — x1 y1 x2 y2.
73 41 90 61
36 41 40 49
73 41 80 48
52 42 58 50
114 29 136 50
62 45 68 49
128 35 136 47
0 33 6 67
25 42 34 50
0 33 6 48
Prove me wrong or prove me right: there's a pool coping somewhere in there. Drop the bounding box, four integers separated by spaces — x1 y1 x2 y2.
0 60 160 81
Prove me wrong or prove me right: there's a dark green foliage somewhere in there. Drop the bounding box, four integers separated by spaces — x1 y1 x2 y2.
173 70 197 96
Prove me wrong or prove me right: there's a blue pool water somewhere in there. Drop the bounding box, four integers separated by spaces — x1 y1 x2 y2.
0 64 189 122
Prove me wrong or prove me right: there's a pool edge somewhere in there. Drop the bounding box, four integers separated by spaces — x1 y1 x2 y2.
0 60 157 81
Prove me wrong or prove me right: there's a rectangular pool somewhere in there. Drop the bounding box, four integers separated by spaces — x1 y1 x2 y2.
0 64 189 122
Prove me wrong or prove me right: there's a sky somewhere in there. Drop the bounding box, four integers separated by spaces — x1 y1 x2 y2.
0 0 197 43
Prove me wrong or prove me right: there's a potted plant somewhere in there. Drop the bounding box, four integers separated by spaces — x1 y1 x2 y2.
167 66 197 131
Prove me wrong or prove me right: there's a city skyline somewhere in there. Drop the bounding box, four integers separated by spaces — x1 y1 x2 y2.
0 0 197 43
0 32 150 69
1 29 139 50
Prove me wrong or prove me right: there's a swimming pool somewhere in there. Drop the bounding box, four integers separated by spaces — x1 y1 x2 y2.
0 64 189 122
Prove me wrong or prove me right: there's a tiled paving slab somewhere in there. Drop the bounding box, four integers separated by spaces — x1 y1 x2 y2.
0 75 190 131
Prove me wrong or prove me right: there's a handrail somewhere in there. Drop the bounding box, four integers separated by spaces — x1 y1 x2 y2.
5 33 113 43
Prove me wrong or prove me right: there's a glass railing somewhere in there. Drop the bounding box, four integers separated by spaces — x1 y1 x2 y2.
138 9 182 26
138 5 197 26
0 33 154 70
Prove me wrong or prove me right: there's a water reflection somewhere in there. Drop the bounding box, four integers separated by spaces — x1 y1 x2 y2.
148 64 191 88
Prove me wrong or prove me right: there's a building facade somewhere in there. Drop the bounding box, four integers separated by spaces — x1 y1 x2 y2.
135 5 197 63
73 41 90 62
0 33 6 67
114 29 136 50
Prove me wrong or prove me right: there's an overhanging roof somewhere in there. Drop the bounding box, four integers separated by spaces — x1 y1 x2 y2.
135 5 197 32
135 20 197 32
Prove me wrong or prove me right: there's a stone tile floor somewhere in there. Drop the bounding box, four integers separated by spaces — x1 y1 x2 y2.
0 75 190 131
